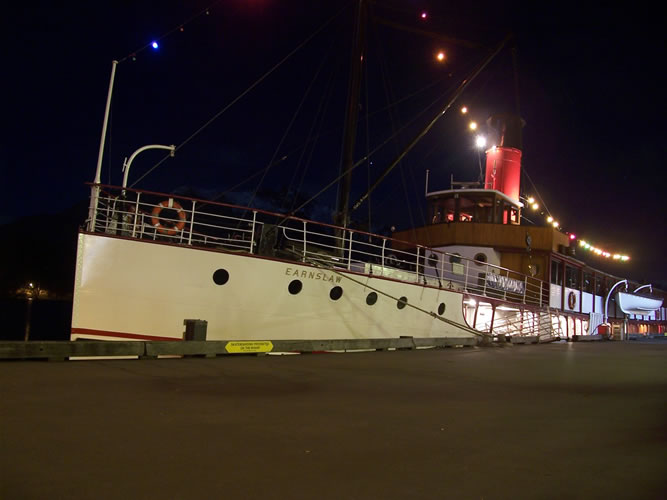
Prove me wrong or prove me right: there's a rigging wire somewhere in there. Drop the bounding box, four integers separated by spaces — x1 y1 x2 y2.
130 2 351 189
286 67 335 211
275 84 454 226
245 37 334 214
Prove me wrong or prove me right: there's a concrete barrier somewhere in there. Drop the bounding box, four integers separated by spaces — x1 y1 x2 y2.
572 334 604 342
0 337 476 361
510 336 539 344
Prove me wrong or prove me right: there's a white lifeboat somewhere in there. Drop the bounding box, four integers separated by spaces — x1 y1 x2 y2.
615 292 663 316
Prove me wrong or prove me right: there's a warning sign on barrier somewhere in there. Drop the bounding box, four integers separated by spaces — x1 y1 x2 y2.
225 341 274 353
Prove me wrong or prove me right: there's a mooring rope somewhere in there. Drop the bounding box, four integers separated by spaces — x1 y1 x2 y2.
290 250 486 338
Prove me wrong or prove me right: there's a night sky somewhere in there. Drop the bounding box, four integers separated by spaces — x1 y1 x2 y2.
3 1 665 285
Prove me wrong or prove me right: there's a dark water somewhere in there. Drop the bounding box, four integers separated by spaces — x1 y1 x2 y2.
0 298 72 341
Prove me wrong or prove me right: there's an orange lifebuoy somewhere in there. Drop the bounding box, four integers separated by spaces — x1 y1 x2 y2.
151 198 186 235
567 291 576 309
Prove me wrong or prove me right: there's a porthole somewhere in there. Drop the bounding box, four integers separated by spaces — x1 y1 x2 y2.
474 252 487 266
397 296 408 310
448 253 462 264
330 286 343 301
288 280 303 295
438 302 446 316
366 292 378 306
213 269 229 285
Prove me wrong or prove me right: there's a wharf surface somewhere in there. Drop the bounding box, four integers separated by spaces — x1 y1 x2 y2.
1 341 666 499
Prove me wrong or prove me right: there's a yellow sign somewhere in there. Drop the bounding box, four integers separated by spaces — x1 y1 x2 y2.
225 341 274 354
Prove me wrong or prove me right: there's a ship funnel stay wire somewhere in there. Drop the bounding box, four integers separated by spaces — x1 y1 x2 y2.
349 34 511 214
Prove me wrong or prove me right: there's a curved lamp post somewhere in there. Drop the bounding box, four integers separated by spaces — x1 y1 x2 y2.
121 144 176 194
604 279 628 324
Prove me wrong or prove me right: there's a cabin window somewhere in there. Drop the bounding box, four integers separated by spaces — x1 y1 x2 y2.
565 266 580 289
583 272 593 293
448 253 462 264
595 276 604 296
474 253 487 266
550 260 562 286
330 286 343 301
212 269 230 285
288 280 303 295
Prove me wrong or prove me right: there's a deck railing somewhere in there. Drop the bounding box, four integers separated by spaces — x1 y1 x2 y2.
88 185 549 308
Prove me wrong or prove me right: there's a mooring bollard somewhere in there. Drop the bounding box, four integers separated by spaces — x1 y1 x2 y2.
183 319 208 341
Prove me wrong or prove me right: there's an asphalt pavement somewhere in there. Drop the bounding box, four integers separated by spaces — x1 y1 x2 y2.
2 341 666 499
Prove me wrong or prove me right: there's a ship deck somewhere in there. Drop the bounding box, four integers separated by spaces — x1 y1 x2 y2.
2 341 665 499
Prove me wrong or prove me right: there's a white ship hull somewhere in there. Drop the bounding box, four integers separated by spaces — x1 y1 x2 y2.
71 232 473 342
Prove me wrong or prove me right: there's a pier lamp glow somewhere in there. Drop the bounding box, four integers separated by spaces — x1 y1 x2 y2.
461 106 468 114
469 121 478 131
475 135 486 148
546 216 553 223
531 202 539 209
552 220 559 228
436 51 445 62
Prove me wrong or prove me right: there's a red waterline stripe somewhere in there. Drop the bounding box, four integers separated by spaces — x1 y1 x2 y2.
71 328 181 342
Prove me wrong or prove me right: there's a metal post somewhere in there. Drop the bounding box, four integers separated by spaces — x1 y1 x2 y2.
482 264 488 296
347 230 353 270
250 211 257 254
522 276 527 304
415 247 420 283
188 201 196 245
464 261 469 291
131 192 141 238
24 298 33 341
381 239 386 272
302 221 307 262
90 60 118 232
539 281 543 306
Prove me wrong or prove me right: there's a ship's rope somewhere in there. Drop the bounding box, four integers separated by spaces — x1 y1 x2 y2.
291 251 486 338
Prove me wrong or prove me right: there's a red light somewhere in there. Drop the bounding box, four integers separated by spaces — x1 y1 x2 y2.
421 12 427 19
569 233 576 240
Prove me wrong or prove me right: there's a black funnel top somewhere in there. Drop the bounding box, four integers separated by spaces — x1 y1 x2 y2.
486 114 525 150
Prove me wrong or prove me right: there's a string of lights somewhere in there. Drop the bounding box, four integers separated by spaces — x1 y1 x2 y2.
459 105 631 262
119 1 223 63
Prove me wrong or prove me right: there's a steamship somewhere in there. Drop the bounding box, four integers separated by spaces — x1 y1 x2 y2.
71 5 665 346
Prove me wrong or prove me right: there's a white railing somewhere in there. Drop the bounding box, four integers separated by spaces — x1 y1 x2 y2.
88 185 549 307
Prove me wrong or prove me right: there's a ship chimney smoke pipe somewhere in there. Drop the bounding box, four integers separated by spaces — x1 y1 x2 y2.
483 113 525 202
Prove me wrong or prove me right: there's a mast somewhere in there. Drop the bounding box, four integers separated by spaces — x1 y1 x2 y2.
335 0 366 230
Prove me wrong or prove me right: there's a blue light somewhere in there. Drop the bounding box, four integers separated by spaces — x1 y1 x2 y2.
151 41 159 49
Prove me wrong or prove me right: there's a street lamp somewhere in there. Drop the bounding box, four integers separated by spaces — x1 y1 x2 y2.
475 135 486 182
